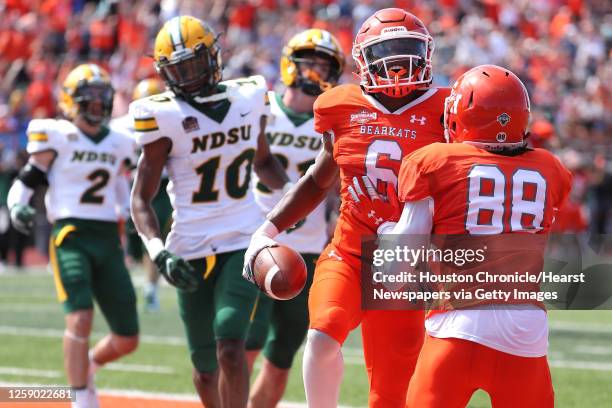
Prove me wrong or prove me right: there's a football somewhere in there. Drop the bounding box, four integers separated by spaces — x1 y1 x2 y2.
253 245 307 300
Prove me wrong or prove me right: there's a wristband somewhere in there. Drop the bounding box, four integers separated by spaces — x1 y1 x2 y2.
146 237 165 260
256 219 280 239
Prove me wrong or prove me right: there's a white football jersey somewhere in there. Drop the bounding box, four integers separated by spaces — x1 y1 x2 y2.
26 119 137 223
251 91 327 254
129 76 268 260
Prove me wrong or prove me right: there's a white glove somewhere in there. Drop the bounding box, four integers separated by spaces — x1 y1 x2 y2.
242 220 280 285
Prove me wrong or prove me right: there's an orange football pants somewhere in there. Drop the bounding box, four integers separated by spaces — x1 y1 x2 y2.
309 254 425 408
406 334 554 408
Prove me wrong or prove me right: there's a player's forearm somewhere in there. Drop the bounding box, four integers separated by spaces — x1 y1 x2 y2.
130 194 161 241
267 171 333 232
253 154 290 190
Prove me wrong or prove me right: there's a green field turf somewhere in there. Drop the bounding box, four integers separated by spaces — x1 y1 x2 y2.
0 265 611 407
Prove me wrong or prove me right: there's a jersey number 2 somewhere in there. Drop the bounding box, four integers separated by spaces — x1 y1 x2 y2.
80 169 110 204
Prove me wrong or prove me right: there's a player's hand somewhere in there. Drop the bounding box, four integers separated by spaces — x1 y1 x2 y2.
347 176 401 229
9 204 36 235
242 234 278 286
154 250 199 293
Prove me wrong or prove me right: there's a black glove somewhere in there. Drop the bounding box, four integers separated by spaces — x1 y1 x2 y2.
154 250 199 293
10 204 36 235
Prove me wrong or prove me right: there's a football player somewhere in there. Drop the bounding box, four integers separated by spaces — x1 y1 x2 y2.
244 8 449 408
112 77 169 312
245 29 344 408
359 65 571 407
129 16 288 407
7 64 139 408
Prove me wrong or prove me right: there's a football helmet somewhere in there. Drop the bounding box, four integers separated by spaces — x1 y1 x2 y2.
280 28 345 96
132 77 165 100
353 8 434 98
58 64 114 125
153 16 222 100
444 64 530 150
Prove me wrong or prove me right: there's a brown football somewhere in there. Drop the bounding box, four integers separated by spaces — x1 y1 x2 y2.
253 245 307 300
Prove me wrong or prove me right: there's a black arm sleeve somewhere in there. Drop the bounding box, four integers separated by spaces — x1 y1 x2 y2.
18 163 49 188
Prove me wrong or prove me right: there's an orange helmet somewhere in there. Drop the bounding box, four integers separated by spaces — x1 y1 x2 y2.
352 8 434 98
444 65 531 151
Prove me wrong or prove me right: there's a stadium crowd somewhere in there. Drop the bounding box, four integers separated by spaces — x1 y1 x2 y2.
0 0 610 266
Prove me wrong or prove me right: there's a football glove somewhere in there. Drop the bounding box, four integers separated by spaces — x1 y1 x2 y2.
242 234 279 286
153 250 199 293
10 204 36 235
347 176 401 229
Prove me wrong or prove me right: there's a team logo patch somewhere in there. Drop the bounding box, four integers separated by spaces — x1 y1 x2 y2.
67 133 78 142
496 132 507 142
497 113 511 127
182 116 200 133
350 110 377 124
410 115 427 125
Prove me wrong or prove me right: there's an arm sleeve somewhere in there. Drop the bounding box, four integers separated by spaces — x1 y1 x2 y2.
376 198 434 290
313 93 335 134
398 155 432 203
556 164 573 211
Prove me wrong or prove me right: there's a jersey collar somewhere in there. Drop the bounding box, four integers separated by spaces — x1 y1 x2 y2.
275 93 313 127
187 84 232 124
80 125 110 144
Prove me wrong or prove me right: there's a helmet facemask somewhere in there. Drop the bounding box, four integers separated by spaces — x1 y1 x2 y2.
73 81 114 126
355 34 433 98
156 40 222 101
291 50 341 96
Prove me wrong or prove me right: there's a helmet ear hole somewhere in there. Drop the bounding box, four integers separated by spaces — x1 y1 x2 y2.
451 121 456 132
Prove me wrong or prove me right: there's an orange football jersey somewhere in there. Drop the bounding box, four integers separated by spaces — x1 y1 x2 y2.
314 83 449 265
398 142 572 234
398 142 572 311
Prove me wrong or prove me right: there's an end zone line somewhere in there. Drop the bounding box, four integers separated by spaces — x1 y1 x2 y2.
0 381 359 408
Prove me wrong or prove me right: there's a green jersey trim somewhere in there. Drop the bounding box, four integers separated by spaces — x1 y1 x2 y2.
275 93 313 128
80 125 110 145
188 85 232 124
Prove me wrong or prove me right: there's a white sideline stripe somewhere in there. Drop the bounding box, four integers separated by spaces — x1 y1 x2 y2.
0 325 367 354
0 381 358 408
573 345 612 355
0 367 62 378
550 359 612 372
549 321 612 334
0 325 186 346
105 363 175 374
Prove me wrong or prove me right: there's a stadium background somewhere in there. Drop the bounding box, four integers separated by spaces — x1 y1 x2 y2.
0 0 610 407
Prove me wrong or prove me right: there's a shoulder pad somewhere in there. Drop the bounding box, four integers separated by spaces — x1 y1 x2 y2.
26 119 66 154
128 94 175 146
